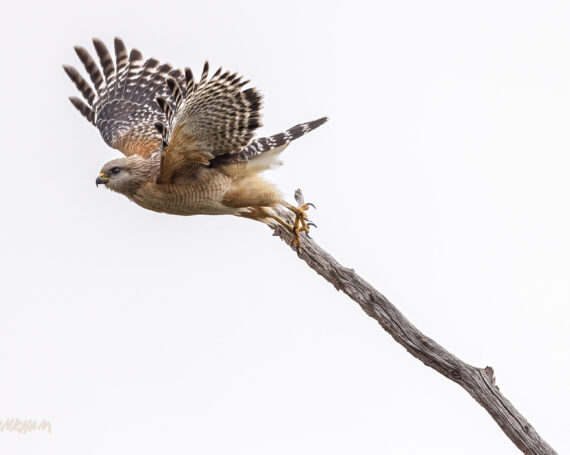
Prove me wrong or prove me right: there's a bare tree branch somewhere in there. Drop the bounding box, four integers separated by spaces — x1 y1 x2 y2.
270 196 557 455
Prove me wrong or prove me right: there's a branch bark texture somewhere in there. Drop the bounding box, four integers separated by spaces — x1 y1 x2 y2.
271 203 556 455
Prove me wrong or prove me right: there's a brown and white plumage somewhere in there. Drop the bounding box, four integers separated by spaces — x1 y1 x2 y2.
65 37 327 245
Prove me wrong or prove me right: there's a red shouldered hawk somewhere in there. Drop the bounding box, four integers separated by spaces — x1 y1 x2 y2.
64 37 327 246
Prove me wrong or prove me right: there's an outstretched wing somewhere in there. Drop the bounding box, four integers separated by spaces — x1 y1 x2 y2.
155 63 263 183
64 37 184 158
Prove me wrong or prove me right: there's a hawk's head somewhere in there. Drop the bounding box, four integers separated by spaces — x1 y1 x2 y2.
96 155 155 195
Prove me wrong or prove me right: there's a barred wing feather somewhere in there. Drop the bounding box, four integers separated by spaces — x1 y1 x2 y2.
155 62 263 183
64 37 184 158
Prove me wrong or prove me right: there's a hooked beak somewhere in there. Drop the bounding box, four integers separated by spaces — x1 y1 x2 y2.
96 173 109 187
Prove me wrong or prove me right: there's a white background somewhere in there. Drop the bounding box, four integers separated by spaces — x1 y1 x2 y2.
1 0 568 453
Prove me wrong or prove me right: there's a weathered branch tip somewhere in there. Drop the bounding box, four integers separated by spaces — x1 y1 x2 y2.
268 190 557 455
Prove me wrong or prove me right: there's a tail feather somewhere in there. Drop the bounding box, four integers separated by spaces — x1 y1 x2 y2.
233 116 328 163
245 143 288 173
211 117 327 171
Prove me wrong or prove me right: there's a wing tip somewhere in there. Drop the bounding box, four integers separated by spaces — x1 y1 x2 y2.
62 64 76 76
114 36 126 50
73 45 85 55
92 37 105 49
68 96 95 124
130 48 143 61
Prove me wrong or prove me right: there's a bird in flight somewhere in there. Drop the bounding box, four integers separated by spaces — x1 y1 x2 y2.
64 37 327 246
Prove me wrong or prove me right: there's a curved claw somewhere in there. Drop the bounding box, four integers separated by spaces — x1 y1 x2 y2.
290 226 302 249
283 199 317 251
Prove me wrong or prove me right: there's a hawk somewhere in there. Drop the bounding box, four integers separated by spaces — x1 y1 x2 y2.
64 37 327 246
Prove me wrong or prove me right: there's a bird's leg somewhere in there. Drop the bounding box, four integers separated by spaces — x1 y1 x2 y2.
263 210 296 234
258 204 312 248
283 201 315 247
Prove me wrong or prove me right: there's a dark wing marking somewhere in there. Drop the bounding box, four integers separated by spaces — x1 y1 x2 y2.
155 62 263 182
64 37 184 158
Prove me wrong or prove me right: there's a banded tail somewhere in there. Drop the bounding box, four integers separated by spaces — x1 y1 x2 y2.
212 117 328 169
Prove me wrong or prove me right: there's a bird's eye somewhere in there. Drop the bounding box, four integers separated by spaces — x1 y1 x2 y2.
110 167 121 174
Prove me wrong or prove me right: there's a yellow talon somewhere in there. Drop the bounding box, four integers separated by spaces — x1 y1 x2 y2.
261 202 315 249
284 202 313 248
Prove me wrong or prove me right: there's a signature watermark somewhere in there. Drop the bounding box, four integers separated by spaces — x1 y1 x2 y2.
0 419 51 434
